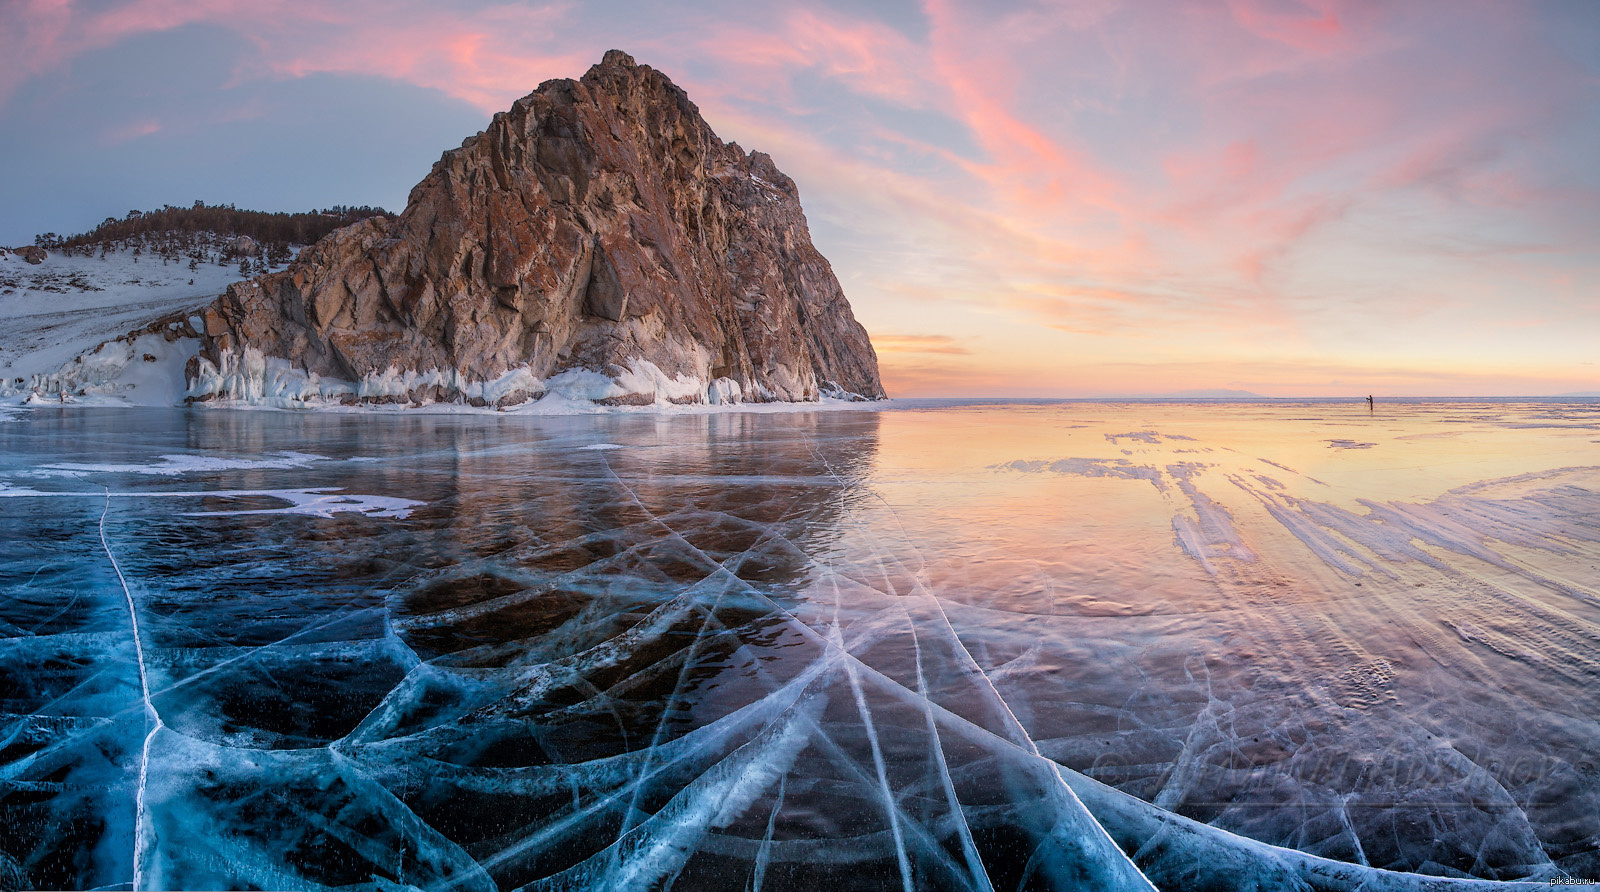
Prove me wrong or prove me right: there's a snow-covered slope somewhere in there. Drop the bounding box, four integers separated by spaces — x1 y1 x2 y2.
0 249 245 404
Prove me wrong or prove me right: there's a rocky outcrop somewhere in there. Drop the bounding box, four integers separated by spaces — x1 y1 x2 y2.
15 246 46 264
188 49 883 407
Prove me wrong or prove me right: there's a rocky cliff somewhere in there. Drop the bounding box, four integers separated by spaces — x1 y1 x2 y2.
187 50 883 407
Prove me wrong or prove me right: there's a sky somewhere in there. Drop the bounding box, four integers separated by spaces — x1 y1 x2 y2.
2 0 1597 397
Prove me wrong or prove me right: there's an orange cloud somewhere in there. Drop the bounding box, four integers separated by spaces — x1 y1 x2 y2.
878 357 1013 398
874 334 971 355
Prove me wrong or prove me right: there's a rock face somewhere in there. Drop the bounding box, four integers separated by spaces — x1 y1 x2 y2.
189 49 883 406
16 246 46 264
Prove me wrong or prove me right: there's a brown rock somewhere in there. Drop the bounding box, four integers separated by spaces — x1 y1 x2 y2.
190 50 883 404
17 246 46 264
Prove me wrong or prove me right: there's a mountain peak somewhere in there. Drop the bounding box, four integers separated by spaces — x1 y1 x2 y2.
186 53 883 408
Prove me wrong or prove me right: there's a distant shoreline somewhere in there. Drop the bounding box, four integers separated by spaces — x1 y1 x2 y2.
881 395 1600 404
4 394 1596 421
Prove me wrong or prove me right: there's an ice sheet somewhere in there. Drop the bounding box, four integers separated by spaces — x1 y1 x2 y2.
0 401 1593 890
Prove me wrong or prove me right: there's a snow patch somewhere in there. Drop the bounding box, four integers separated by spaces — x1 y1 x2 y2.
818 379 873 402
530 360 742 411
12 332 197 406
36 451 326 477
540 368 623 404
615 359 707 403
0 246 243 388
465 366 543 405
0 485 419 518
995 457 1164 488
182 489 420 519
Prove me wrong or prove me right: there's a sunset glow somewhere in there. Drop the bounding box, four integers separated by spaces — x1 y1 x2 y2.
3 0 1596 396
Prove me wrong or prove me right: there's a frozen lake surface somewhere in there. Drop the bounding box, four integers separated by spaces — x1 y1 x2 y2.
1 400 1596 890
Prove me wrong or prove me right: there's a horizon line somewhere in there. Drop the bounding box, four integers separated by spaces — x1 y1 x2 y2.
880 394 1600 401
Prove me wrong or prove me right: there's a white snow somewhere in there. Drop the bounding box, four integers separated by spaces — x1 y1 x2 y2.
529 367 616 404
33 451 327 477
614 358 706 403
20 332 200 407
181 489 421 519
187 356 876 415
534 359 707 408
0 485 419 519
0 247 244 395
184 351 862 415
463 366 542 405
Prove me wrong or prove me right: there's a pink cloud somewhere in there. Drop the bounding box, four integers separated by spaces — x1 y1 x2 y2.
102 117 162 144
683 6 938 122
1225 0 1350 54
922 0 1124 216
2 0 1592 396
0 1 584 113
240 3 586 113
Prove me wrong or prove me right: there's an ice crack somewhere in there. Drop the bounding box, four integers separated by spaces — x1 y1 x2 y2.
99 490 162 891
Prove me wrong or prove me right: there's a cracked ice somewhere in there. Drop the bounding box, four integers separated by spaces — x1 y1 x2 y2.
0 402 1596 890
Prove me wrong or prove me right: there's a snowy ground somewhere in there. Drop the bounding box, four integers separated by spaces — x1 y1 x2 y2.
0 248 245 396
1 401 1593 890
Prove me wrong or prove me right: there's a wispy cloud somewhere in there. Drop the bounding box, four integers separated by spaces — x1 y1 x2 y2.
2 0 1596 396
102 116 162 145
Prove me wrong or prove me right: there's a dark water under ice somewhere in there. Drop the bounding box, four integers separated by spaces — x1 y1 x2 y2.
1 400 1597 891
